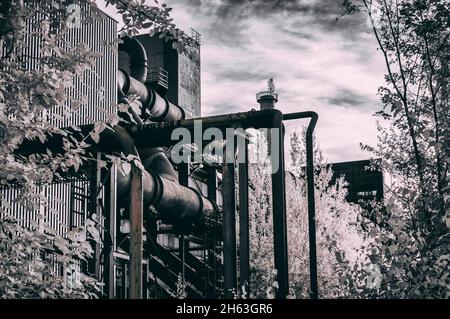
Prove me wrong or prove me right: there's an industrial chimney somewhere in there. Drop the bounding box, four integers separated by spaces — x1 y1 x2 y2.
256 77 278 110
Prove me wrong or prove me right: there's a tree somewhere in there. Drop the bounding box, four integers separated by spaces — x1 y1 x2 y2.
342 0 450 298
343 0 448 224
247 128 376 298
0 214 102 298
0 0 186 298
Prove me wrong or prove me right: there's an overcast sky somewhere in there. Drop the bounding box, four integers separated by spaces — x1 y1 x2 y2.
99 0 387 163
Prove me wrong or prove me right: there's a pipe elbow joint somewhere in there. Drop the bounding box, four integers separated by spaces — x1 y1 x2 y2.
118 36 148 84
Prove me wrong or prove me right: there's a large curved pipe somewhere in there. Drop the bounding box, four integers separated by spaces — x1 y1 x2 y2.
118 69 185 122
19 36 216 230
99 126 215 225
15 122 214 226
137 146 216 224
115 36 216 228
117 36 184 123
118 36 148 84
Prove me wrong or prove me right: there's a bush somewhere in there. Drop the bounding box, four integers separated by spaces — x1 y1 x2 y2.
0 214 102 298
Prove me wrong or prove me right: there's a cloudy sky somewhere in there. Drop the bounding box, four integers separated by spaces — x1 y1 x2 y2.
99 0 387 163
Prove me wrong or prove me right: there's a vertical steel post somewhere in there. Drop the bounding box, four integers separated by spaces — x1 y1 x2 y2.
206 165 217 202
238 140 250 292
206 165 217 298
271 111 289 299
306 118 318 299
89 153 102 279
104 164 117 298
129 165 143 299
222 162 237 298
123 262 128 299
178 162 189 285
178 162 189 187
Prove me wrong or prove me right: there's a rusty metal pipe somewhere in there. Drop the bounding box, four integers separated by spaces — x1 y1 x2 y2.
117 69 185 122
117 36 184 122
153 175 215 226
118 36 148 84
130 109 280 148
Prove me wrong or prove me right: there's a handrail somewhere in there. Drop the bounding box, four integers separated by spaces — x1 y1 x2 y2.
256 90 278 101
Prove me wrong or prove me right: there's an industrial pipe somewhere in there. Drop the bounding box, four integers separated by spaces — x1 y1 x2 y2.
129 108 291 298
118 36 148 84
117 36 185 122
116 37 213 227
222 161 237 298
117 69 185 123
270 110 289 299
282 111 319 299
129 109 282 148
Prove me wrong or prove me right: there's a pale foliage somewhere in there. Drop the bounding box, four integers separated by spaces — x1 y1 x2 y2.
247 128 376 298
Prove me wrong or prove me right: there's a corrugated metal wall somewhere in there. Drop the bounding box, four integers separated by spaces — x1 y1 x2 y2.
0 179 89 235
1 4 117 236
52 3 117 127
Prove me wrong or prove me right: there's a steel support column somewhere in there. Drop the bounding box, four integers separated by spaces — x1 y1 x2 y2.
129 165 143 299
103 164 117 298
90 153 102 279
305 118 318 299
178 162 189 187
271 112 289 299
206 166 217 202
206 165 218 298
178 162 189 286
238 140 250 292
222 162 237 298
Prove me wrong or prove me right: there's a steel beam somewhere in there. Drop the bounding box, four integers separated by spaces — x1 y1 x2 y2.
271 112 289 299
90 153 102 279
206 165 217 202
103 164 117 298
206 165 218 298
222 162 237 298
238 140 250 292
129 165 143 299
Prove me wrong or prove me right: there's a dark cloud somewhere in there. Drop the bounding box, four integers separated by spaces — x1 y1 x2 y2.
205 101 243 115
178 0 347 22
322 88 367 107
172 0 367 44
206 0 344 20
279 27 315 40
216 68 266 82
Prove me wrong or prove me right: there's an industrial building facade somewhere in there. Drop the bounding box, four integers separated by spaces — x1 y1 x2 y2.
0 3 223 299
329 159 384 203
